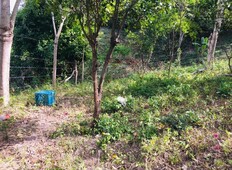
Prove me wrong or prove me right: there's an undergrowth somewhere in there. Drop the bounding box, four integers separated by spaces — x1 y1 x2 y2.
4 59 232 169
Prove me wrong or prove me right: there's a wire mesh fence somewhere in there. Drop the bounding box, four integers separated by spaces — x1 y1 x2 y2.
10 55 78 91
10 45 231 91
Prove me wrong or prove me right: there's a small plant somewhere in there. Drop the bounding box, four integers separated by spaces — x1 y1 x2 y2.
50 121 91 139
161 111 200 131
102 95 138 114
195 76 231 99
137 111 157 140
167 83 196 104
214 159 226 169
193 37 208 63
216 81 232 98
50 122 80 138
168 150 182 165
101 97 123 114
0 116 14 140
141 129 176 155
222 131 232 155
138 125 157 141
113 44 131 57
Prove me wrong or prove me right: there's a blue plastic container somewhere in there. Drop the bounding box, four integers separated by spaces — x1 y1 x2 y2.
35 90 55 106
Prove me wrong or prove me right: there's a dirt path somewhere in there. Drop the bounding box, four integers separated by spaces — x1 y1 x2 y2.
0 106 100 170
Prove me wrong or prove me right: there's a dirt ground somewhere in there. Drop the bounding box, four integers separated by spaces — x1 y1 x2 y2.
0 104 103 170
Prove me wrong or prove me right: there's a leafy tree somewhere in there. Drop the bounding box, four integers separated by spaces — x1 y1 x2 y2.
223 3 232 30
12 0 54 87
13 0 88 87
45 0 71 87
127 0 200 72
71 0 138 121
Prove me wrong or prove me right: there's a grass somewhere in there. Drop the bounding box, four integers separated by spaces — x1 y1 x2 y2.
0 59 231 169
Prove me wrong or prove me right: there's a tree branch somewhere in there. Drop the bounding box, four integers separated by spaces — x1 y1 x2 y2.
86 0 93 38
116 0 138 38
56 16 66 38
51 12 57 35
10 0 21 28
111 0 120 40
98 0 139 95
64 70 76 82
79 17 91 44
94 0 102 36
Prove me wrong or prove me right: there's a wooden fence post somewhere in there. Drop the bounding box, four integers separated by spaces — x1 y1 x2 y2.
75 60 78 85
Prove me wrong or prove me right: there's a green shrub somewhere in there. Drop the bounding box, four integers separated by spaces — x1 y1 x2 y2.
114 44 131 57
161 111 200 131
147 95 169 109
167 83 197 104
101 97 123 114
102 95 138 114
216 81 232 98
50 121 91 139
128 76 179 98
95 113 132 148
138 125 157 141
195 76 232 98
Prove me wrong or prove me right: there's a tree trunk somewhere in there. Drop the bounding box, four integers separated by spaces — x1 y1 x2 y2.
91 44 101 119
0 34 12 106
75 60 78 85
0 0 21 106
92 41 116 120
207 0 225 69
51 13 66 88
223 46 232 73
98 43 116 95
82 48 85 82
52 36 58 87
168 29 175 77
147 47 153 65
178 30 184 49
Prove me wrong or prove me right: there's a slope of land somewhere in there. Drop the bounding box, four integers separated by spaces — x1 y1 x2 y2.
0 59 231 169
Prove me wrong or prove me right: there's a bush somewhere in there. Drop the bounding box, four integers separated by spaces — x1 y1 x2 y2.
167 83 197 104
161 111 200 131
101 97 123 114
102 95 138 114
95 113 132 148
